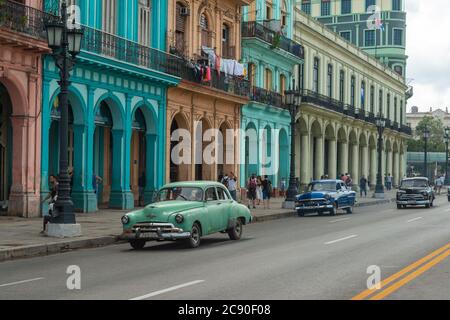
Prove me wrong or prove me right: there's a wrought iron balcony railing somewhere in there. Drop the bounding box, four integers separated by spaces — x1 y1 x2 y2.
250 87 283 108
242 21 304 60
301 90 345 114
0 0 55 40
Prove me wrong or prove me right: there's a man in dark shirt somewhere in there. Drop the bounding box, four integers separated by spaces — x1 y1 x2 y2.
41 175 59 234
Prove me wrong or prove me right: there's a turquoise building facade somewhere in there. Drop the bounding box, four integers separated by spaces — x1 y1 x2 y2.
240 0 304 191
41 0 179 213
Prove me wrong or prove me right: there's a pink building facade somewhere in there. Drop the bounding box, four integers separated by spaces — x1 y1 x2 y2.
0 0 49 217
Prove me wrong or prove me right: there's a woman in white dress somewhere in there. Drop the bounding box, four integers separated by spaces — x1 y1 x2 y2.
256 176 263 205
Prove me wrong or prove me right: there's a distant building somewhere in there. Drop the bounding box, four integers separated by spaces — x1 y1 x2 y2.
406 107 450 131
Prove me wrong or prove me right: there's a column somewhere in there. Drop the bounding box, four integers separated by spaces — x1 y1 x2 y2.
362 144 369 180
144 133 157 204
314 136 324 180
370 147 377 188
351 143 359 186
328 139 337 179
300 134 310 186
394 151 400 186
339 141 349 175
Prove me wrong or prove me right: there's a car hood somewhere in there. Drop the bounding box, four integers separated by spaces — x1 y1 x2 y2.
297 191 335 200
132 201 204 222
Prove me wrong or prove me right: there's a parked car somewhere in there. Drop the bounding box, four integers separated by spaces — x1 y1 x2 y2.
396 177 435 209
295 180 356 217
120 181 253 249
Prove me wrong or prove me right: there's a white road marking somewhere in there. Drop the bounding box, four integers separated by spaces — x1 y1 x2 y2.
129 280 205 300
329 218 351 223
325 235 358 245
0 277 44 288
407 217 423 223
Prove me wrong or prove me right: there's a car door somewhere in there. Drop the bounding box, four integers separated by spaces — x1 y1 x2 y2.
216 186 232 230
204 187 223 233
337 183 348 207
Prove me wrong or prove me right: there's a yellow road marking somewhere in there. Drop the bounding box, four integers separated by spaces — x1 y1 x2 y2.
351 242 450 300
370 249 450 300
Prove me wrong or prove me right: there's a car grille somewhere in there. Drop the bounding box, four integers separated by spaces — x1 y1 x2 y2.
399 194 426 201
132 222 176 233
297 199 328 206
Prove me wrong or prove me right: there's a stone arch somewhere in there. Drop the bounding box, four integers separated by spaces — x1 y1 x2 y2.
132 101 158 135
170 111 191 182
0 76 27 116
94 93 125 130
48 86 86 125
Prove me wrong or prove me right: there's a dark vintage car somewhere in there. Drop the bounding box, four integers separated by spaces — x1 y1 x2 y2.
295 180 356 216
396 177 435 209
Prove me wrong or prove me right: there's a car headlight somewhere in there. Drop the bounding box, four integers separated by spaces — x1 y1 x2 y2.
324 194 331 201
175 214 184 224
121 215 130 225
422 191 428 196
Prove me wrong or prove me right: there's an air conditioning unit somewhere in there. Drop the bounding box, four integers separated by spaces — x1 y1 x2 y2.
180 7 190 16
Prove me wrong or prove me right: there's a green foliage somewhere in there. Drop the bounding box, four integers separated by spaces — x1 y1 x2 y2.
407 116 446 152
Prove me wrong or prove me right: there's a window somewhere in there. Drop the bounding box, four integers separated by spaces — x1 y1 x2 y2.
266 5 272 19
248 63 256 87
327 64 333 98
394 29 403 46
102 0 118 34
394 65 403 76
350 76 355 106
379 89 383 116
299 64 304 92
200 13 210 47
387 93 391 119
280 74 287 95
340 31 351 42
138 0 151 46
222 24 232 58
175 2 187 54
370 85 375 113
313 58 320 93
366 0 376 11
392 0 402 11
341 0 352 14
301 0 311 15
361 81 366 110
365 30 376 47
205 187 218 201
321 0 330 16
339 70 345 103
394 97 398 122
400 100 403 124
217 187 229 200
265 69 273 91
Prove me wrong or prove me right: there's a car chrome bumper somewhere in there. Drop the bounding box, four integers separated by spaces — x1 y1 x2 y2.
397 200 430 205
295 204 333 211
121 223 191 241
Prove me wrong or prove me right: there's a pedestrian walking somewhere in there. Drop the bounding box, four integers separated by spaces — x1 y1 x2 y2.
386 174 393 191
280 178 286 198
247 174 257 209
256 176 263 205
435 175 443 195
262 175 272 209
227 172 237 201
359 175 368 197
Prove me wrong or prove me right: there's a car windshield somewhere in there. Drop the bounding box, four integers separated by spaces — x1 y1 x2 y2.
401 179 428 188
308 182 336 192
155 187 204 202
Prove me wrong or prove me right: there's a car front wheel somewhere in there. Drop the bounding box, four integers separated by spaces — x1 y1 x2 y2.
187 223 201 248
330 202 338 216
228 219 243 240
130 239 146 250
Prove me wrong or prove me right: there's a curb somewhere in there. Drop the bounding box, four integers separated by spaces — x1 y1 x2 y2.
0 236 123 263
0 197 398 263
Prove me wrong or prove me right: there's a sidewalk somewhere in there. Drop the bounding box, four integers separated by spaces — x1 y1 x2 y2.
0 191 398 262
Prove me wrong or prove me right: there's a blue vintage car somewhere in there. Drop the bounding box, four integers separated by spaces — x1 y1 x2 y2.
295 180 357 216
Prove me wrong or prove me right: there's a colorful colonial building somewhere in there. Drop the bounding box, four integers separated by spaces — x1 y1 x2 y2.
239 0 304 191
0 0 49 217
293 8 411 189
166 0 250 183
40 0 180 214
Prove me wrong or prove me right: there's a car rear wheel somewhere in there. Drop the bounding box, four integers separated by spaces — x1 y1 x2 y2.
228 219 243 240
187 223 201 248
130 239 146 250
346 206 353 214
297 210 305 217
397 204 402 209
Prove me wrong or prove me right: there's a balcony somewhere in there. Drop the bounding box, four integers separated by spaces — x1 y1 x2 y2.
0 0 56 40
250 87 283 108
242 21 304 60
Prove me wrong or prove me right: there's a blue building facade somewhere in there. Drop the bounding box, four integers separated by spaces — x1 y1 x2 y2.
240 0 304 191
41 0 180 213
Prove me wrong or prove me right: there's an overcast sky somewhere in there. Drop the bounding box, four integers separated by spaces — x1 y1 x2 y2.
406 0 450 111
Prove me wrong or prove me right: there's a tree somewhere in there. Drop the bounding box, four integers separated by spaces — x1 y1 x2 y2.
407 116 446 152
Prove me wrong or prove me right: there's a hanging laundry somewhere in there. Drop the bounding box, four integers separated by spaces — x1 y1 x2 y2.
202 46 216 67
215 55 221 76
202 66 211 82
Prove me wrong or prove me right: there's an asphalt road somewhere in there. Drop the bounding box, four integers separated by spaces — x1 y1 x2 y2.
1 196 450 300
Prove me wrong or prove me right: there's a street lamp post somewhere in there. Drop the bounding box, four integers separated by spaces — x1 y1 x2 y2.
282 90 302 209
423 127 430 179
374 115 386 199
44 1 84 236
444 127 450 185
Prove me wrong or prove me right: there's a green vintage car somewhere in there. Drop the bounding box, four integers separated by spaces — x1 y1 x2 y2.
120 181 253 249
